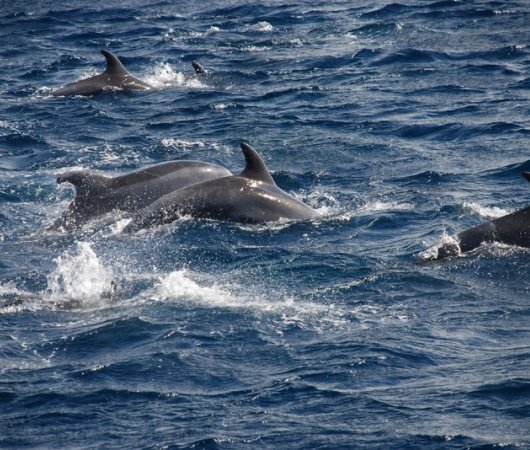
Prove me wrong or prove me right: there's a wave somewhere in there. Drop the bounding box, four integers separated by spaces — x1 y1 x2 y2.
390 170 458 186
361 1 518 20
370 121 527 142
462 202 509 219
370 45 527 69
479 159 530 181
469 378 530 400
349 21 403 38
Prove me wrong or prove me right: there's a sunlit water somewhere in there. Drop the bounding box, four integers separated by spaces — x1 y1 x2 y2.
1 1 530 448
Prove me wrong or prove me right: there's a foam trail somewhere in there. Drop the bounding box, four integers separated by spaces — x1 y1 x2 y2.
151 270 347 330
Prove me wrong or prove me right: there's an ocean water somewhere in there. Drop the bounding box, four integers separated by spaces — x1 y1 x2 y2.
1 0 530 448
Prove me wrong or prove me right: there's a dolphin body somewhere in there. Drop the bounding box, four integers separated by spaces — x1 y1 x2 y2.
55 160 232 230
51 50 153 96
123 143 319 233
428 172 530 259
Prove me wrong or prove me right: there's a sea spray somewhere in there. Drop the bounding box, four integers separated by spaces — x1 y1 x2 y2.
152 269 344 330
143 62 206 89
462 201 509 219
45 241 115 308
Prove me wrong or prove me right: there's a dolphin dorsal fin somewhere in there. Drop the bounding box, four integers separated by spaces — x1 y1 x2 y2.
192 61 207 74
57 170 112 199
523 172 530 183
239 143 275 184
101 50 129 76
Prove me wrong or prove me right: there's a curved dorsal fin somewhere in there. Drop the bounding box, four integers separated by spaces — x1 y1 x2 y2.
101 50 129 76
239 143 275 184
192 61 207 74
523 172 530 183
57 170 112 199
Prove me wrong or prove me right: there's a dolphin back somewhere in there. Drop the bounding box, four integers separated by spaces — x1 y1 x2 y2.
51 50 152 96
433 205 530 259
57 170 112 200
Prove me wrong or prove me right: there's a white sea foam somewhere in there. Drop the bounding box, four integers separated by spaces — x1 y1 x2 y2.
0 283 40 314
108 218 132 235
302 190 339 214
135 13 184 20
211 103 236 110
151 269 345 329
247 21 274 32
462 201 508 219
298 191 414 223
154 270 233 304
45 241 115 308
0 120 15 130
418 231 461 261
241 45 267 53
143 62 206 89
357 200 414 214
161 138 206 149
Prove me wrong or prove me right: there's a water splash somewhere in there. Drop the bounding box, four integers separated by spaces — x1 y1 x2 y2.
154 269 233 304
0 283 39 314
418 232 461 261
143 62 207 89
246 21 274 32
462 201 508 219
357 200 414 214
151 269 345 329
161 138 207 149
45 241 115 308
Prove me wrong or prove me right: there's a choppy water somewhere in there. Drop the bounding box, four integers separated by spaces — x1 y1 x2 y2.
1 1 530 448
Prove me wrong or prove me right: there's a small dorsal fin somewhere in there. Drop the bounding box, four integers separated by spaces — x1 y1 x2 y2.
239 143 275 184
101 50 129 76
523 172 530 183
57 170 112 199
192 61 207 74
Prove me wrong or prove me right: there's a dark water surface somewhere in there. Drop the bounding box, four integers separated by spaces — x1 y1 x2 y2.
1 1 530 448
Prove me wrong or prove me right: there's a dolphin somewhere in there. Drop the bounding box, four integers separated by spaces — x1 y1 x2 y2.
54 160 232 230
426 172 530 259
51 50 153 96
191 61 207 75
123 143 319 233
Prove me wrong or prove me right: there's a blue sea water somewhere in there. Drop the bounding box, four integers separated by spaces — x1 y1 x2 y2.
1 0 530 448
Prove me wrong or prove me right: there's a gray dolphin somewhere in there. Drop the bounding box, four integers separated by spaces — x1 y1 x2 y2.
51 50 152 96
427 172 530 259
123 143 319 233
192 61 207 74
55 160 232 230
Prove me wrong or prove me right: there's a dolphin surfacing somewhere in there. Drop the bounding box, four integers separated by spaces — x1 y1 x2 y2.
191 61 207 74
123 143 319 233
426 172 530 260
51 50 152 96
55 160 232 230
